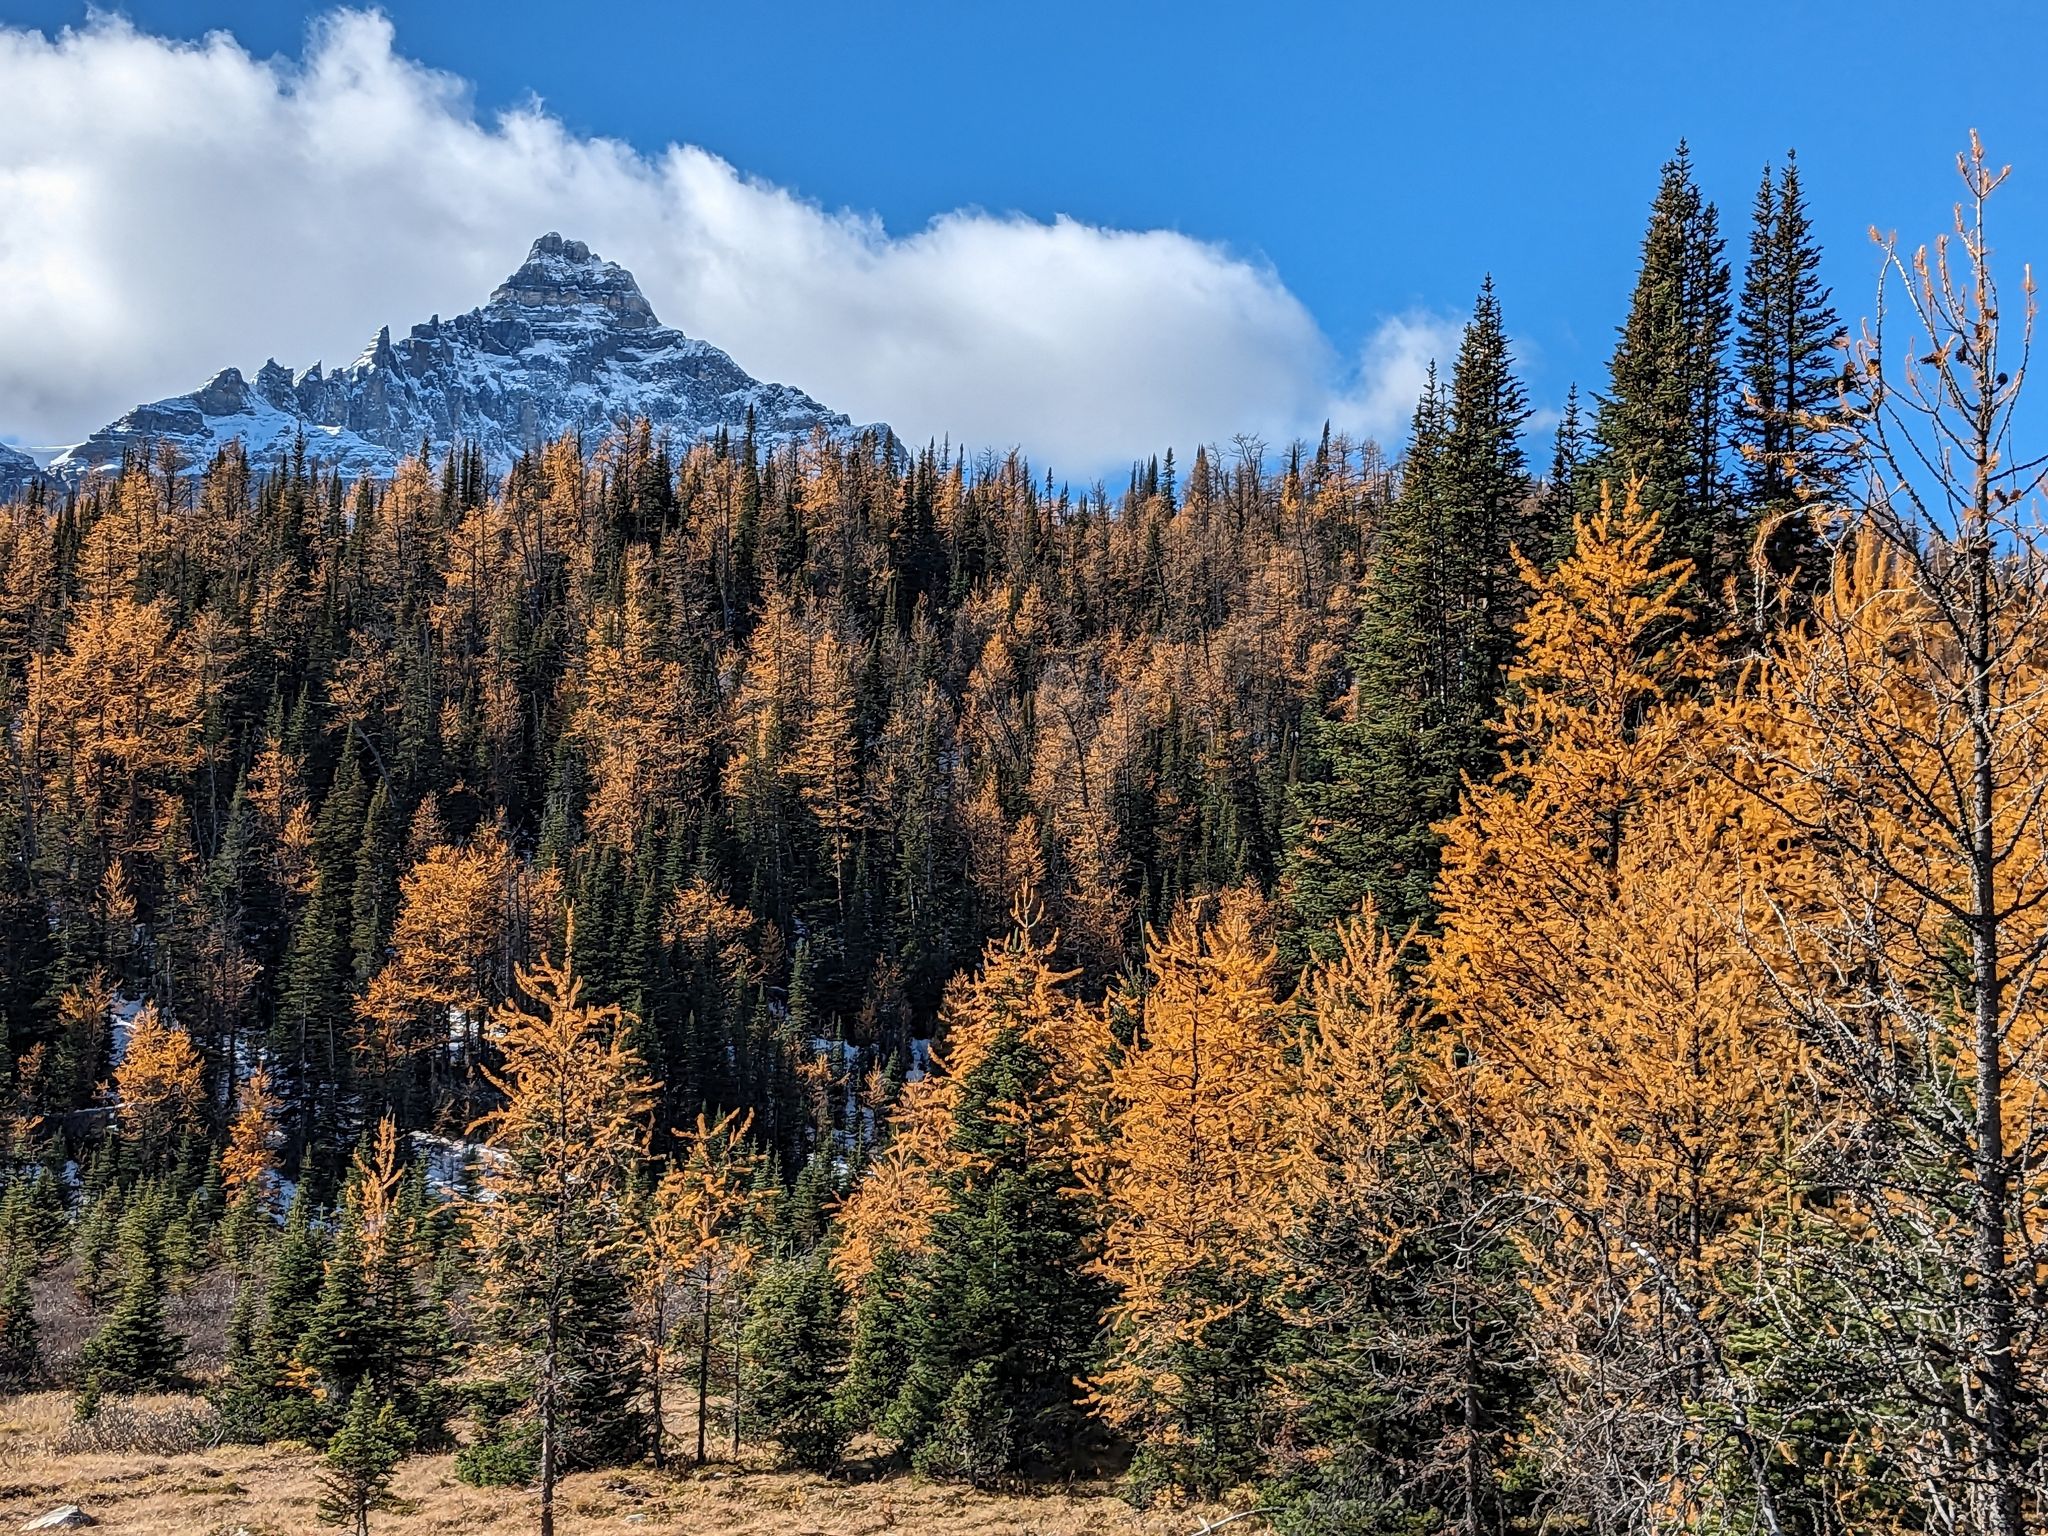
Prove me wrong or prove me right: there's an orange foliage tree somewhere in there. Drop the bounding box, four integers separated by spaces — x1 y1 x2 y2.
632 1107 762 1466
1432 485 1807 1530
356 828 516 1112
112 1003 203 1166
1086 888 1298 1496
221 1064 282 1200
467 937 655 1536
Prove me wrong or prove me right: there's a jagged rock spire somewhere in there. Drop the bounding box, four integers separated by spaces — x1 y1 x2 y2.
488 232 657 329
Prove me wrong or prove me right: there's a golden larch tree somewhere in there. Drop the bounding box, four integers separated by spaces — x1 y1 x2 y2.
221 1064 282 1199
1086 887 1298 1495
1432 484 1806 1531
467 937 656 1536
113 1003 204 1167
632 1107 762 1467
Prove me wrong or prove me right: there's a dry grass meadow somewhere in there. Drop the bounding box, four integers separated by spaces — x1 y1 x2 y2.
0 1391 1243 1536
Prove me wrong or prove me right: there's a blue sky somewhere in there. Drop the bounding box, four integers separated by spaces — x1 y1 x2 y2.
4 0 2047 476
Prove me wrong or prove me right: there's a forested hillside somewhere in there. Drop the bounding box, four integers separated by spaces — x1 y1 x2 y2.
3 137 2045 1536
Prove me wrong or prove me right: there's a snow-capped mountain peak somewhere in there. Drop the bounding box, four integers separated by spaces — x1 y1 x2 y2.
491 232 659 330
39 234 867 486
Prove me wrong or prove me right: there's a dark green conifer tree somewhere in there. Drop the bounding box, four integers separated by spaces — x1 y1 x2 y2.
350 780 401 982
213 1274 271 1441
1442 276 1535 700
0 1255 39 1390
876 1029 1106 1481
742 1250 847 1472
556 1256 648 1471
835 1245 917 1438
259 1188 329 1440
1281 370 1449 953
1541 383 1585 564
78 1225 184 1395
1281 287 1531 951
1594 141 1735 612
780 1149 836 1255
368 1169 454 1445
71 1184 122 1304
300 1207 380 1405
278 741 368 1134
318 1380 410 1536
1734 150 1845 613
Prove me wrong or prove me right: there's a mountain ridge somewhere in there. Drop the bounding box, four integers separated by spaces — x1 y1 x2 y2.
13 233 870 493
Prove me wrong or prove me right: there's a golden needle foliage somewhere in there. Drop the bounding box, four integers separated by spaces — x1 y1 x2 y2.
1086 888 1298 1440
833 899 1108 1290
1432 483 1814 1517
112 1002 203 1158
221 1064 282 1197
465 934 656 1536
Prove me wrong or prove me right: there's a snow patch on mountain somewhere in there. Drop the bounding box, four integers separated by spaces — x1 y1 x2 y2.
45 233 869 484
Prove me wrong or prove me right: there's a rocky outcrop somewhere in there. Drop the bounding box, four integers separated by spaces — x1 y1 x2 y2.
22 1508 96 1531
0 442 46 500
45 233 869 485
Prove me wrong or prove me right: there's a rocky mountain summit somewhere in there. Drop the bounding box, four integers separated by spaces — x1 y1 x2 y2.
40 233 865 486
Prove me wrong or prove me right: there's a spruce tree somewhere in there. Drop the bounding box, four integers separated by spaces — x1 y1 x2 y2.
299 1208 380 1408
1282 286 1532 949
266 1188 327 1351
78 1227 184 1395
318 1381 410 1536
1734 150 1844 612
367 1168 454 1446
878 1028 1106 1481
1541 382 1584 565
1281 370 1450 951
742 1251 847 1472
279 740 368 1118
835 1245 917 1438
350 780 401 982
0 1168 64 1271
1441 275 1534 702
0 1255 39 1391
1594 141 1735 614
213 1275 269 1442
71 1184 121 1304
259 1188 329 1441
556 1256 647 1470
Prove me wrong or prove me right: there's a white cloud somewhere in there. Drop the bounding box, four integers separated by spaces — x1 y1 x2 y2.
0 10 1439 473
1327 313 1468 446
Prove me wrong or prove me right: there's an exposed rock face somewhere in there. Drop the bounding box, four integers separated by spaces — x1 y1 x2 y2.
0 442 46 500
45 233 867 484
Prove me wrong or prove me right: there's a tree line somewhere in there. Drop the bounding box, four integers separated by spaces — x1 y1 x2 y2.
3 136 2044 1536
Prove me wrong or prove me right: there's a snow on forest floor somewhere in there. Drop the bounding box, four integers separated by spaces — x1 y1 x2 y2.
0 1392 1239 1536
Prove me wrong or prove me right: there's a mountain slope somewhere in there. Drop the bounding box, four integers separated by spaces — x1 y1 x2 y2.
47 234 865 483
0 442 46 500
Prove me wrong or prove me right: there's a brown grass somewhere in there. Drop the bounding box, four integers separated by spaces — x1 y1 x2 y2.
0 1393 1236 1535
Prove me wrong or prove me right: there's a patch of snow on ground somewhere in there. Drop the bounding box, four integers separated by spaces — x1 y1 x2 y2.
410 1131 504 1200
105 995 148 1071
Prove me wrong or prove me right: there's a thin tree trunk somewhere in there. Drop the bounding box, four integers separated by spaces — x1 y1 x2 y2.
540 1309 558 1536
1967 530 2021 1536
650 1347 666 1471
696 1276 713 1465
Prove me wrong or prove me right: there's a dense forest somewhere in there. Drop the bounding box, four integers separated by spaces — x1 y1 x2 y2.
3 134 2046 1536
